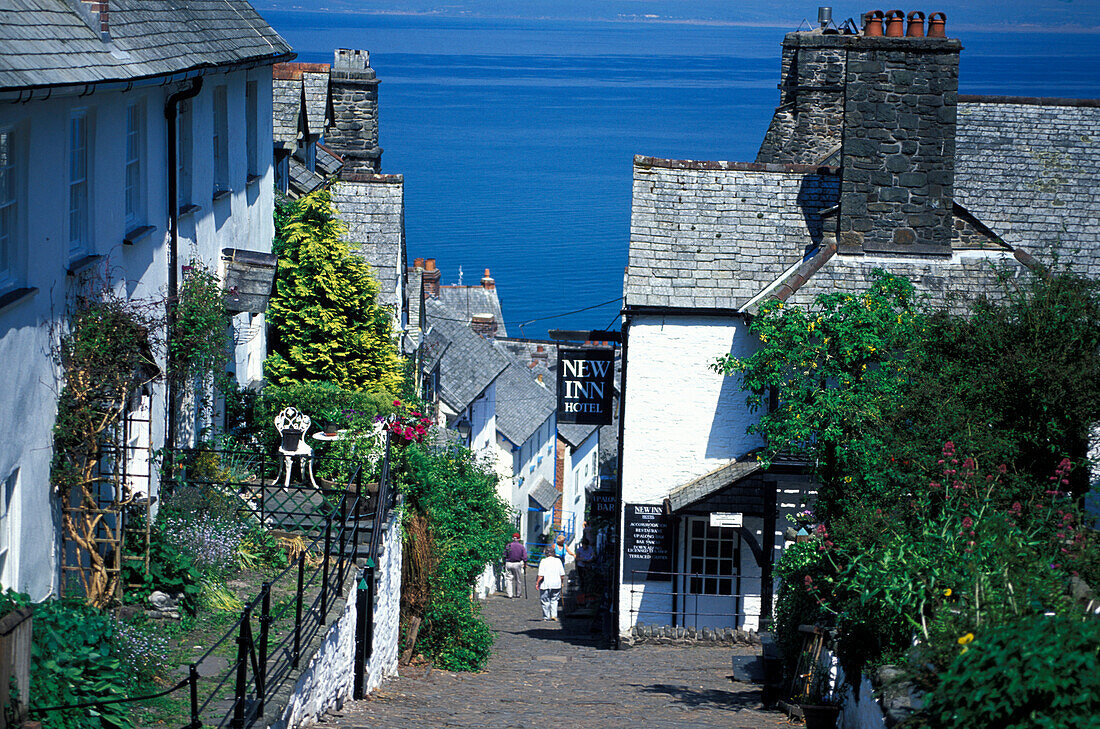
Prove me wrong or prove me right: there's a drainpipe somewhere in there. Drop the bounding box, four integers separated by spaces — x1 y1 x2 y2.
164 78 203 450
612 316 629 649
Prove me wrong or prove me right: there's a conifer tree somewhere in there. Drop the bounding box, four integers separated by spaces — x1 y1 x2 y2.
265 189 403 393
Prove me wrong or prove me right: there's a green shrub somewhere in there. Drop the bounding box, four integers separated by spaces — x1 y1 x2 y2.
917 613 1100 729
772 540 832 669
0 593 132 729
397 442 512 671
123 516 202 614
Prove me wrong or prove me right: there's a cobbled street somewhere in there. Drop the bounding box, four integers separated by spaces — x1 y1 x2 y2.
321 570 788 729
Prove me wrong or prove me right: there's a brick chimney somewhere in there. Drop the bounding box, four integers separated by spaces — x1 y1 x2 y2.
757 18 961 256
422 258 441 298
481 268 495 290
328 49 382 175
77 0 110 41
471 313 498 339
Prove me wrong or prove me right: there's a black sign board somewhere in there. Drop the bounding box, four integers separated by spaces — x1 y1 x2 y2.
622 503 671 582
557 348 615 425
592 492 616 519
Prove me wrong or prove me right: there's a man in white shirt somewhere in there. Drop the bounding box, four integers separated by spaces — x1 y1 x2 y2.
535 551 566 621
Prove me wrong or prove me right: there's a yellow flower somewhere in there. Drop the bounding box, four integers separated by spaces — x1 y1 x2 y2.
943 588 953 598
957 633 974 646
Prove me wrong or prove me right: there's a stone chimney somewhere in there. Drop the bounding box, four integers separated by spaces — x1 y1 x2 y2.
757 19 961 257
481 268 495 290
422 258 441 298
471 313 498 339
413 257 425 270
328 49 382 175
839 32 960 256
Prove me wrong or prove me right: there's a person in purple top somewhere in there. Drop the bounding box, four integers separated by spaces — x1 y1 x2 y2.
503 533 527 598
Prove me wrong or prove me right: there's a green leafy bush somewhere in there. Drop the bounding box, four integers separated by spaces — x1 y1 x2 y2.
0 592 132 729
170 260 229 379
265 190 404 392
123 515 203 614
397 442 512 671
917 613 1100 729
772 540 831 669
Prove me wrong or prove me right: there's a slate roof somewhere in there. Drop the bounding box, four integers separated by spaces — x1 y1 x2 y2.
528 478 558 511
302 69 331 136
625 157 840 311
438 284 508 337
331 176 405 310
316 143 343 178
492 358 556 447
627 96 1100 315
955 98 1100 278
423 298 509 413
288 157 326 197
0 0 292 92
668 459 763 513
272 77 302 149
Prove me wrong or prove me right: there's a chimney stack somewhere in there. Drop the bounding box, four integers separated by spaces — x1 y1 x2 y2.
471 313 498 339
481 268 495 290
422 258 441 298
757 15 961 256
328 49 382 175
80 1 110 40
413 257 425 270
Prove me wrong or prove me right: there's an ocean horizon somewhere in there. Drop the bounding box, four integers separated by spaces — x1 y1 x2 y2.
265 11 1100 338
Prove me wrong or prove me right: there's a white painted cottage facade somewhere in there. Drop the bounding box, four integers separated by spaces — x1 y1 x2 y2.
616 26 1100 642
0 0 291 599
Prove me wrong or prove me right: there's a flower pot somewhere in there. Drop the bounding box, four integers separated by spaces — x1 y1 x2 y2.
324 423 339 436
800 704 840 729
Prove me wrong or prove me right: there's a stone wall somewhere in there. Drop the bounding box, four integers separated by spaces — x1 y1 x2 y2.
756 39 845 165
274 512 403 729
330 176 405 316
327 48 381 175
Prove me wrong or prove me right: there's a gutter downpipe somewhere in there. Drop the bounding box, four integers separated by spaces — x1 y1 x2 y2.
612 311 629 649
164 77 203 451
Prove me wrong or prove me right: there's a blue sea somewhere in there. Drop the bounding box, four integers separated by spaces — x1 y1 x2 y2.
266 12 1100 338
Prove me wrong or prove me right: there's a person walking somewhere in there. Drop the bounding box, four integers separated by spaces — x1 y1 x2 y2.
553 533 575 562
503 533 527 599
536 550 566 621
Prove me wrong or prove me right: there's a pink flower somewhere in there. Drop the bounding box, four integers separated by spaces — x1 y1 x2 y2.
961 516 973 528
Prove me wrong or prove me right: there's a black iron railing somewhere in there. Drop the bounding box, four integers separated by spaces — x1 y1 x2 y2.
31 433 398 729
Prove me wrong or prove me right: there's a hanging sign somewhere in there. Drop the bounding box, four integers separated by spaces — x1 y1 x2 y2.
709 512 744 528
557 348 615 425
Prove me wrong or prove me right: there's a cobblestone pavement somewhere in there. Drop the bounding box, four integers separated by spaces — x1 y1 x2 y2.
323 570 789 729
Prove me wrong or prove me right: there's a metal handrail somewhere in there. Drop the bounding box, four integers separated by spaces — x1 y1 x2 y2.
30 437 394 729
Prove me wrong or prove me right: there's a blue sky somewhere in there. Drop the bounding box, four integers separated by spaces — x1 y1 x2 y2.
256 1 1100 31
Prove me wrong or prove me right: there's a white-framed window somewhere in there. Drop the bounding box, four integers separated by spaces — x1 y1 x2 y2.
125 101 146 228
245 80 259 178
0 128 18 287
0 469 19 590
212 85 229 195
69 111 90 255
177 99 194 208
687 518 740 596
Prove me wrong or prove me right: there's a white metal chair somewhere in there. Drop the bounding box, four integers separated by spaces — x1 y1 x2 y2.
274 406 317 489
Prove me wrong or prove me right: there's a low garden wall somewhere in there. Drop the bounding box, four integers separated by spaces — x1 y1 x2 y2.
274 511 404 729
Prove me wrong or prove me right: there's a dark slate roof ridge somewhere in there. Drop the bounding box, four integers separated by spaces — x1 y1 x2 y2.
958 95 1100 108
668 457 764 513
635 155 840 175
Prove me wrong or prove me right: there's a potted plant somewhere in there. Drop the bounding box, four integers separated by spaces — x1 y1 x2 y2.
799 661 841 729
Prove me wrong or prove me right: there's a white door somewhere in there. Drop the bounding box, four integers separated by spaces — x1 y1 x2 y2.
679 517 742 630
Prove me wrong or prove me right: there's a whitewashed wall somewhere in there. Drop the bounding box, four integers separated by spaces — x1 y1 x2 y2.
513 414 558 546
277 513 403 729
618 314 763 637
0 65 276 600
564 429 598 548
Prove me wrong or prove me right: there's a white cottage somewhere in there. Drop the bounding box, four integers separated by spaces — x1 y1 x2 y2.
616 24 1100 642
0 0 291 599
